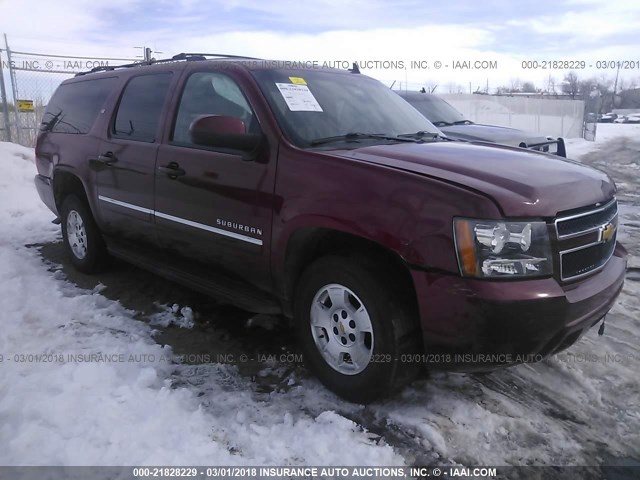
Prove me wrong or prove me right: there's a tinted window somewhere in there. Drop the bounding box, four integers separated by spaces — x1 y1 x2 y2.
113 73 173 142
172 72 257 144
41 78 116 134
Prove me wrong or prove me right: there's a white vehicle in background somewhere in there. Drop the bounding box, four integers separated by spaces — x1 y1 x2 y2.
624 114 640 124
613 114 640 124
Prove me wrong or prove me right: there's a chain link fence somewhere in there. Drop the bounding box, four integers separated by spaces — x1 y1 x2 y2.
1 38 135 147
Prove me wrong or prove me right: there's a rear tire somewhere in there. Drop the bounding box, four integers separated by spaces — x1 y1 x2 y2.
60 195 108 273
294 255 421 403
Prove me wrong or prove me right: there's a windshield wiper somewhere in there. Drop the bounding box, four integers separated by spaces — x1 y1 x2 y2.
452 120 474 125
310 132 415 146
397 131 449 141
432 121 453 127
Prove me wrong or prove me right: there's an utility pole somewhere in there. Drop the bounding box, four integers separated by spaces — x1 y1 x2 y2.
612 63 621 98
0 47 12 142
4 34 21 145
135 46 162 63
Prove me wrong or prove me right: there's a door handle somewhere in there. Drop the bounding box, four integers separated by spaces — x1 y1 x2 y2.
158 162 186 178
97 152 117 165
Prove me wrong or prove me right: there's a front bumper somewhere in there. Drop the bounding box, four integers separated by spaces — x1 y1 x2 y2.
411 242 627 371
34 175 58 218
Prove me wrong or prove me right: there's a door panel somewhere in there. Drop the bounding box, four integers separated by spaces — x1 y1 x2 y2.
154 145 275 290
154 70 276 291
94 72 174 245
94 140 158 244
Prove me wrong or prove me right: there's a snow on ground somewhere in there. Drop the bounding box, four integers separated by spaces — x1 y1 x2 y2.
564 123 640 160
0 126 639 468
0 142 403 466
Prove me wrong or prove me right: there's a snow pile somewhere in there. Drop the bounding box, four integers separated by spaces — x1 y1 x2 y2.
150 303 196 329
0 142 403 466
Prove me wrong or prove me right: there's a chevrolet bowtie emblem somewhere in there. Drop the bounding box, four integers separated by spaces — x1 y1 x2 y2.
601 222 616 242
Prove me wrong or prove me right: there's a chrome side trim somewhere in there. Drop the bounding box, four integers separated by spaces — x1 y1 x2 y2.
97 195 263 246
98 195 154 214
154 211 263 245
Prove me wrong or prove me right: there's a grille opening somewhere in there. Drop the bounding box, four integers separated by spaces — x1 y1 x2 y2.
561 239 616 280
556 200 617 238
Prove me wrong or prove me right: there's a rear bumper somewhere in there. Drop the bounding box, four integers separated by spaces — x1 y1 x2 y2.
34 175 58 218
411 242 627 371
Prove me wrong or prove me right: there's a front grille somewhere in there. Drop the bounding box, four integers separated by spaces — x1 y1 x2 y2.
555 198 618 281
560 239 617 280
556 198 617 238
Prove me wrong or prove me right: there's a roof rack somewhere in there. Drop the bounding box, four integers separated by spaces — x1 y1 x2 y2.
171 52 263 61
75 52 262 76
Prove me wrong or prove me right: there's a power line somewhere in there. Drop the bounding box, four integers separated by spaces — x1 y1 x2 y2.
5 50 136 62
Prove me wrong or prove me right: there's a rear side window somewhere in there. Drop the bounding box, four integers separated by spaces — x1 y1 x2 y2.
113 73 173 142
41 78 116 134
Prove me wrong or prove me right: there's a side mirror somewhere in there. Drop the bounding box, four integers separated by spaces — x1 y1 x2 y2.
189 115 263 155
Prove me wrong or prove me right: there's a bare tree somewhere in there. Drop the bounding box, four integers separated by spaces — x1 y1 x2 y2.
521 81 537 93
509 78 522 92
544 75 557 94
445 82 463 94
562 72 580 99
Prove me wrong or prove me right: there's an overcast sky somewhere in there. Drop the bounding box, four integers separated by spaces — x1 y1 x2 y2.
1 0 639 92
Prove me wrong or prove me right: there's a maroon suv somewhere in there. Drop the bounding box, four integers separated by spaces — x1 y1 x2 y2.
34 55 627 402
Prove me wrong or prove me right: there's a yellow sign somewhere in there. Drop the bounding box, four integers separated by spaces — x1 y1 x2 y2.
17 100 35 112
288 76 307 85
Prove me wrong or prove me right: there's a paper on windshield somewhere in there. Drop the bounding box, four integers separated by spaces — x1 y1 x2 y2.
276 83 323 112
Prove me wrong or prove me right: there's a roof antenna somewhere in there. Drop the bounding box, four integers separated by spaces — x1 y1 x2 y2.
420 87 426 93
349 62 360 74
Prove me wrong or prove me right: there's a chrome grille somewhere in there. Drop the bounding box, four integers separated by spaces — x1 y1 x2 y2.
555 198 618 281
555 198 618 239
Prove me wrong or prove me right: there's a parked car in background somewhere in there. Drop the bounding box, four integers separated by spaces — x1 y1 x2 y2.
598 112 618 123
397 90 566 157
35 55 625 402
624 114 640 124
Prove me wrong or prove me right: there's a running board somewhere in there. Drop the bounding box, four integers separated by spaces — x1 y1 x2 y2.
105 239 282 314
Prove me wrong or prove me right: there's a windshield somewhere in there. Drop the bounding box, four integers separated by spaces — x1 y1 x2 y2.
251 69 440 148
403 94 471 126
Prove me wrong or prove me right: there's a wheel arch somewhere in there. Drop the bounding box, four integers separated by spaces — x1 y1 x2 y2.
52 169 91 213
281 227 419 322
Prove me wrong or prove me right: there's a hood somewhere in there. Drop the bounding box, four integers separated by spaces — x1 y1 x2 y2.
330 141 615 217
440 124 550 147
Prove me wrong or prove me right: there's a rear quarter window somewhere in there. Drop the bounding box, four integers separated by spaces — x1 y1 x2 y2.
112 73 173 142
41 77 117 134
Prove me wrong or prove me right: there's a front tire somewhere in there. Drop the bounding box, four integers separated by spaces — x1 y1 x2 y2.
60 195 108 273
294 256 421 403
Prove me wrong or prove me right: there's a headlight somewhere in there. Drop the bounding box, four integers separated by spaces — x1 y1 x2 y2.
454 218 552 278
